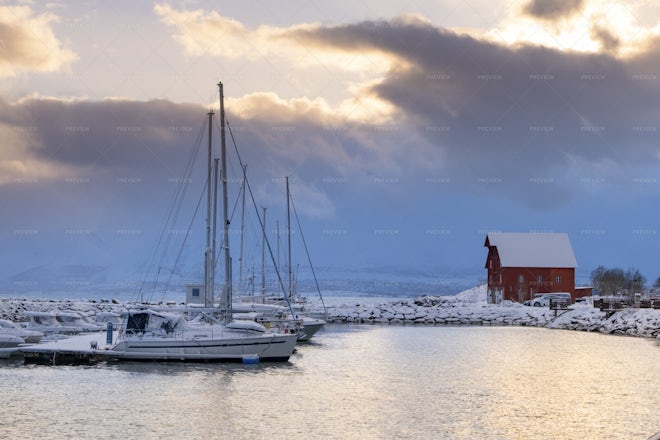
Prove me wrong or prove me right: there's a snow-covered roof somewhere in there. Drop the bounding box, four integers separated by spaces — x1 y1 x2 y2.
485 232 577 268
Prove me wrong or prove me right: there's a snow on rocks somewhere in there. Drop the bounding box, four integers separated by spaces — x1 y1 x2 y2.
0 297 128 323
1 285 659 339
318 285 660 339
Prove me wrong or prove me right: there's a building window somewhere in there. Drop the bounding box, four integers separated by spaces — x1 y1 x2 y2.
555 275 561 284
518 274 524 283
537 275 543 284
489 260 493 269
192 288 200 297
499 274 502 283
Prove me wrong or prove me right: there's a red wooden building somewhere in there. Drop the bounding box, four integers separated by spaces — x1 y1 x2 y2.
484 232 578 304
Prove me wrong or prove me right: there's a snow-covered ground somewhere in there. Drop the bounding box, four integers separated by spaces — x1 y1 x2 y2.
1 285 659 339
307 285 660 339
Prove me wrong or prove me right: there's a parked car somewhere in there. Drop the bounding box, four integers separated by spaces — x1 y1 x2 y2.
530 292 572 307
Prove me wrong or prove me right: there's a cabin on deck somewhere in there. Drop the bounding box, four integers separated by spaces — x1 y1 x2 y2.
484 232 580 304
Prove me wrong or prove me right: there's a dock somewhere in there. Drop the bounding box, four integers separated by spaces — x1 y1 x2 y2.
18 332 117 365
549 298 571 317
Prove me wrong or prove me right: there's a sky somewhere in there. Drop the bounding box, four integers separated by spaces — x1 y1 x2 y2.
0 0 659 296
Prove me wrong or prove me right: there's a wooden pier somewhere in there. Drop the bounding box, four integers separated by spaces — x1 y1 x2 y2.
549 298 571 317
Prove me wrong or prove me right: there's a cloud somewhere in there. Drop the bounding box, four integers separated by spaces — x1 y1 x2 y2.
282 16 660 205
4 14 660 215
154 3 393 72
0 97 207 185
522 0 585 21
490 1 660 56
154 3 253 58
256 177 336 219
0 5 77 77
590 24 620 52
154 3 399 124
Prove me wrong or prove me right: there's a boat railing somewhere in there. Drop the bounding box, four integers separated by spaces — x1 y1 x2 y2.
256 317 304 334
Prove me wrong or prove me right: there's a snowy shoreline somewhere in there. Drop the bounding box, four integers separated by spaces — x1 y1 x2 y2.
1 285 659 340
316 285 660 339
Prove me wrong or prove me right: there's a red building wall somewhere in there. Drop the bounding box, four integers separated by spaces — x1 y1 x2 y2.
486 248 575 303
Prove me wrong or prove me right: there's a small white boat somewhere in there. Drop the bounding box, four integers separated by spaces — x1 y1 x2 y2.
23 311 63 334
232 302 325 341
55 311 105 332
24 311 104 335
0 319 44 343
95 312 122 327
0 334 24 359
296 316 325 341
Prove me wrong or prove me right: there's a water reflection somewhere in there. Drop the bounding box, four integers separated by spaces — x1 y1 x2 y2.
0 326 657 439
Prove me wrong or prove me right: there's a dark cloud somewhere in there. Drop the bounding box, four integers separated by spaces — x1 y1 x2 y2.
0 98 205 173
287 18 660 206
590 25 620 52
0 93 428 286
522 0 585 20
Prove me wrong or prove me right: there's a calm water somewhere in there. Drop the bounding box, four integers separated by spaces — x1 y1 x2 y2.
0 326 658 440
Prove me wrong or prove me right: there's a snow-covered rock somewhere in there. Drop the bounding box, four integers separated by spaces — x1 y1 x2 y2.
0 285 658 339
316 286 659 339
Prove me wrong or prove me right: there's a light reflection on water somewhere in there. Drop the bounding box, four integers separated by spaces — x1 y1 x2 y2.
0 326 658 439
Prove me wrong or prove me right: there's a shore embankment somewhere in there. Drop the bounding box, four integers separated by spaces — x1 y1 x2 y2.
315 286 660 339
2 285 659 339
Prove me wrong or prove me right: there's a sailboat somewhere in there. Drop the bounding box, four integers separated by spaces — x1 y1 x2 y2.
234 176 326 341
279 176 326 341
104 83 298 362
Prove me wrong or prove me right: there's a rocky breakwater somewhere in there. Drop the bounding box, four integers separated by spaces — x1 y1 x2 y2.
321 286 660 339
2 285 659 339
547 306 660 338
0 297 121 322
324 296 557 327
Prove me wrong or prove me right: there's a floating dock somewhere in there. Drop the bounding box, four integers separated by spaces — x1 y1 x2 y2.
19 332 116 365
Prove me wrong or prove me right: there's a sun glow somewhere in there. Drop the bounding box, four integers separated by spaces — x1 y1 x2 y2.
484 1 660 56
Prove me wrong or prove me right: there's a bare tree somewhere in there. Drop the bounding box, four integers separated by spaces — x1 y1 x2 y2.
591 266 646 303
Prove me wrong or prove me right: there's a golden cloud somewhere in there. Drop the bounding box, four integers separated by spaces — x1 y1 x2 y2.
488 0 660 56
0 5 77 77
154 3 393 72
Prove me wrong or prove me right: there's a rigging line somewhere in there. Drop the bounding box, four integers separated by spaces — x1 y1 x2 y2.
212 178 244 276
149 141 204 302
138 114 207 302
289 192 328 318
146 116 207 303
225 117 296 317
159 179 208 304
210 114 240 224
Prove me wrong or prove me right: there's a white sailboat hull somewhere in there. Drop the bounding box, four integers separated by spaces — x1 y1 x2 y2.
297 318 326 341
111 331 297 362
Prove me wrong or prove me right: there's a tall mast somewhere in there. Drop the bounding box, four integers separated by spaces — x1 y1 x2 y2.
218 82 232 322
211 157 219 303
276 219 280 273
238 164 247 288
261 207 267 300
204 110 214 307
286 176 292 298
